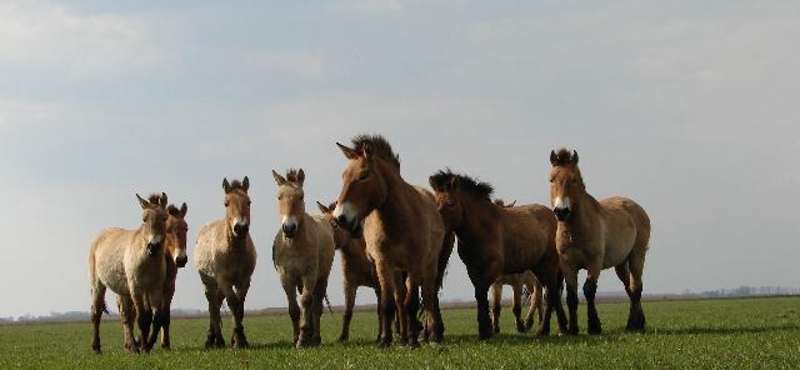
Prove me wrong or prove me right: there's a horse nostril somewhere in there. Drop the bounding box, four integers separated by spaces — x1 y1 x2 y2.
282 223 297 236
336 215 348 226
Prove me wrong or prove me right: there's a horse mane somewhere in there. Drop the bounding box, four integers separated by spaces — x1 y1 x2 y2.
167 204 181 217
327 201 337 212
227 179 246 191
285 168 303 184
351 134 400 169
553 148 576 166
430 169 494 201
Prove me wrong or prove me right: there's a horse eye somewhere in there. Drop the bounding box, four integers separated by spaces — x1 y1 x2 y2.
358 171 369 180
247 200 252 206
224 201 229 207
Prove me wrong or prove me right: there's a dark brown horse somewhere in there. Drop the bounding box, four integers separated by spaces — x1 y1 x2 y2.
332 135 447 347
549 149 651 334
429 169 567 339
158 200 188 349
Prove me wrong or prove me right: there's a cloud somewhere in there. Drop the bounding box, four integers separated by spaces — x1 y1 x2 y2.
0 1 175 77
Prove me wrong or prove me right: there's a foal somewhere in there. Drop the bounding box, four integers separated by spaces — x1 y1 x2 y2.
489 271 543 334
271 169 335 348
317 200 382 342
549 149 651 334
429 170 567 339
88 193 169 353
195 177 257 348
158 201 188 349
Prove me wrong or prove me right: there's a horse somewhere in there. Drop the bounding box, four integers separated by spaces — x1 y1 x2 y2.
88 192 169 353
429 169 568 339
316 200 383 342
332 135 447 347
549 148 651 334
489 271 543 334
194 177 257 348
271 169 336 348
157 200 188 350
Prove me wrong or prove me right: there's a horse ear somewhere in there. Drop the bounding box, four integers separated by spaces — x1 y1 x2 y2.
296 169 305 187
428 176 437 190
242 176 250 192
550 150 559 166
136 193 149 209
272 170 286 186
571 150 579 165
159 192 168 208
336 142 359 160
222 178 231 193
316 201 329 214
180 202 188 218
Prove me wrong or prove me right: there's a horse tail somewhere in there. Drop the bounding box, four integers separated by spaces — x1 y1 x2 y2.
324 294 333 315
435 232 456 291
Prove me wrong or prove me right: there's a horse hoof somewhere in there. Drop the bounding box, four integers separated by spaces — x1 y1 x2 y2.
376 337 392 348
516 323 526 333
92 345 101 354
338 335 349 343
588 327 602 335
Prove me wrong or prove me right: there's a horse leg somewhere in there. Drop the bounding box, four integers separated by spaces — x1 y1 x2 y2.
312 275 329 346
394 273 410 346
145 290 165 352
339 281 357 342
512 282 525 333
232 278 251 348
117 295 137 352
89 283 106 353
375 262 397 347
489 282 502 334
160 276 176 350
421 275 444 343
584 265 602 335
373 287 382 343
202 280 225 348
523 280 541 331
627 254 647 332
561 262 580 335
296 275 317 348
131 292 152 353
403 277 421 347
281 278 301 345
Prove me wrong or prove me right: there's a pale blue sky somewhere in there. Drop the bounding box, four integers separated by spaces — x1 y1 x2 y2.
1 0 798 317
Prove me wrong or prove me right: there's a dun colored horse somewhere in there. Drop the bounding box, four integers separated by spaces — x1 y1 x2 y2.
332 135 447 347
429 170 567 339
317 200 382 342
88 192 169 353
549 149 651 334
194 177 256 348
157 200 188 349
489 271 543 334
271 169 335 348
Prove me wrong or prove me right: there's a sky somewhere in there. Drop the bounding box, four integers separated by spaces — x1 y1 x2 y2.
1 0 798 318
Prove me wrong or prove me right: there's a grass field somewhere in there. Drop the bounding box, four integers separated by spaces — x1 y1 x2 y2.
1 297 798 369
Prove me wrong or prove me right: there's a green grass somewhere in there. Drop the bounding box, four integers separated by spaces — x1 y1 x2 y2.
1 297 799 369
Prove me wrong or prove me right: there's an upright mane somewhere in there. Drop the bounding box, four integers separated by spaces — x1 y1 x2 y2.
430 169 494 201
227 180 246 192
552 148 577 166
351 134 400 169
167 204 182 217
147 194 161 205
285 168 303 184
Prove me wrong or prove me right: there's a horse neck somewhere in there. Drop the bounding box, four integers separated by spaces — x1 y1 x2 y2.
372 160 413 224
454 194 498 244
341 238 368 262
565 189 601 230
223 219 247 249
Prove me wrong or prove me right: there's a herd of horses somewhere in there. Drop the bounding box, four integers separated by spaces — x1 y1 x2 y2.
87 134 651 353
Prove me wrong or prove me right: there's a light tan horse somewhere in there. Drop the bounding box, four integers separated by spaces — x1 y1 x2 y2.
157 200 188 349
489 271 543 334
88 192 169 353
333 135 446 347
271 169 336 348
194 177 256 348
317 200 383 342
549 148 651 334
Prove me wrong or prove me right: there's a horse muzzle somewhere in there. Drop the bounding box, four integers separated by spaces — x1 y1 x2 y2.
147 242 162 256
233 223 249 239
554 207 572 221
175 255 188 268
282 223 298 238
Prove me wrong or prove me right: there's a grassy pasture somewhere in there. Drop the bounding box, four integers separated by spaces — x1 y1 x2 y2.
1 297 798 369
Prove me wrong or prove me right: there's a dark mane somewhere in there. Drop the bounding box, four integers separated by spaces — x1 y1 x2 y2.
351 134 400 169
554 148 575 165
228 179 246 191
167 204 181 217
430 169 494 201
327 201 337 211
147 193 161 205
285 168 303 184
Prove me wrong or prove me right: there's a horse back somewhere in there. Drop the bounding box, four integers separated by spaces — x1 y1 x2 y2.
499 204 557 272
598 196 651 265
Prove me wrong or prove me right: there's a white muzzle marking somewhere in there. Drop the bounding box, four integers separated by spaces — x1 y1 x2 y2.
553 196 571 211
174 247 187 261
332 201 356 223
281 215 298 229
148 235 163 245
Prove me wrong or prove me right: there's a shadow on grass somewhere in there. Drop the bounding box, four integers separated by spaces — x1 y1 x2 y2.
654 324 800 336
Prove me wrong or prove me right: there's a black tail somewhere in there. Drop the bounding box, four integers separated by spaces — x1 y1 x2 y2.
324 294 333 315
435 232 456 291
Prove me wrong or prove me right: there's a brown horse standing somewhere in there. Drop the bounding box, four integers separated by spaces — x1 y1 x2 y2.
429 170 567 339
194 177 256 348
549 149 651 334
88 193 169 353
317 200 382 342
157 200 188 349
271 169 335 348
332 135 446 347
489 271 543 334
